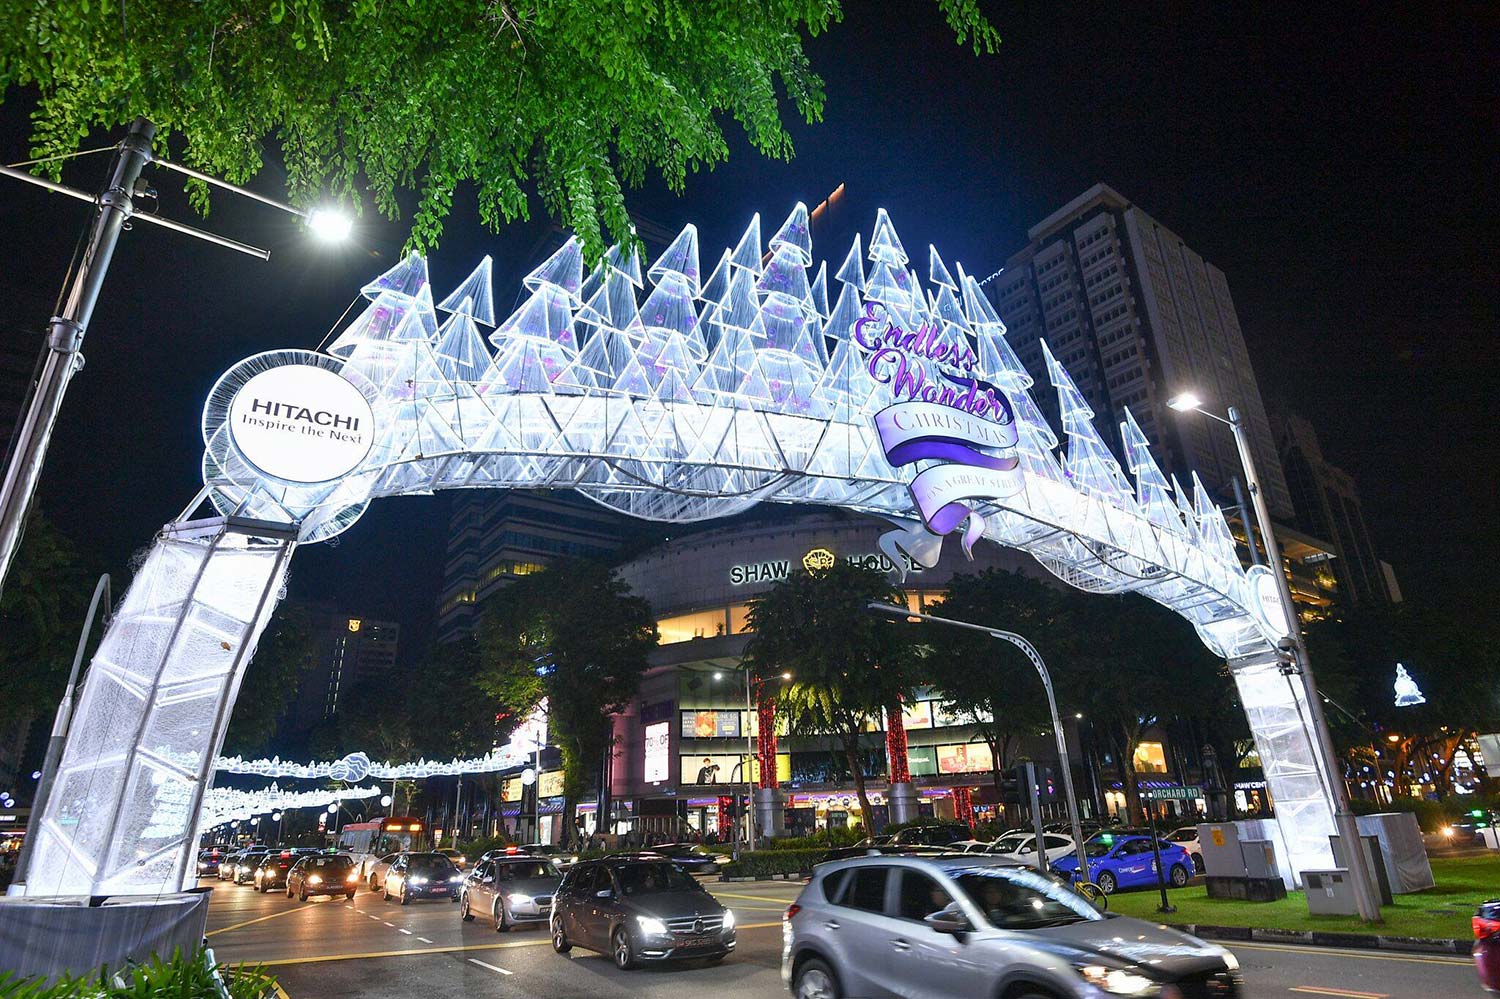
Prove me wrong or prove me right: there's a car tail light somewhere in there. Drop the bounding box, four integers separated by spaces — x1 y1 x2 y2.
1475 915 1500 939
784 903 801 921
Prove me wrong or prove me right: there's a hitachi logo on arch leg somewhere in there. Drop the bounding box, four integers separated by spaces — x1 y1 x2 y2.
249 397 362 431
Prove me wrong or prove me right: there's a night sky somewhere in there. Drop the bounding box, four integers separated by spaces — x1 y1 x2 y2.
1 3 1494 651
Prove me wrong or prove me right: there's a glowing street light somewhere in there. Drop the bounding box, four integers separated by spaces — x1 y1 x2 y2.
306 207 353 242
1166 391 1204 412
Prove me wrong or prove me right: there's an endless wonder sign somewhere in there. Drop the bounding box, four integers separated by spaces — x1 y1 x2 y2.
23 205 1339 900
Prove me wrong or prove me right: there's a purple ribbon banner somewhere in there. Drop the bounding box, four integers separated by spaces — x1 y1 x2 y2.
874 401 1024 555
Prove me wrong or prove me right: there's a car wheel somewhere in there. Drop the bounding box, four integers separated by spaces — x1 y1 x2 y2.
1170 864 1190 888
400 885 410 906
551 918 572 953
300 889 309 902
461 895 474 922
346 891 355 900
794 957 841 999
612 926 636 970
286 886 293 899
1097 870 1118 895
383 884 391 901
495 901 508 932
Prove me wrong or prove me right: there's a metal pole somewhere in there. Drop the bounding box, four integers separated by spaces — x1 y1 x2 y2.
1224 405 1382 923
744 667 758 850
867 604 1091 886
1230 475 1263 566
9 575 110 890
452 776 463 849
1144 792 1176 913
1025 763 1047 876
0 119 155 598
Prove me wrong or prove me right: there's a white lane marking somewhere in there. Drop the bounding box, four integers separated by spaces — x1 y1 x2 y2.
467 958 513 976
382 921 395 927
398 929 412 935
417 937 434 943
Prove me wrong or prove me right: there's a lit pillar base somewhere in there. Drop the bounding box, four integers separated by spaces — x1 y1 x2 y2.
753 787 785 839
888 782 919 825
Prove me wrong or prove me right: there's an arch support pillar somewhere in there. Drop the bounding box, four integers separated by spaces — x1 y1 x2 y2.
13 516 296 897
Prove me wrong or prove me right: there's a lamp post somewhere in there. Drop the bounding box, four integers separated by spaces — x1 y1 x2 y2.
0 117 351 598
867 603 1090 887
1167 392 1382 923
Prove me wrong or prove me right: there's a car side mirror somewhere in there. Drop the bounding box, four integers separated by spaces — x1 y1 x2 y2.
594 888 614 899
924 906 970 938
482 875 495 884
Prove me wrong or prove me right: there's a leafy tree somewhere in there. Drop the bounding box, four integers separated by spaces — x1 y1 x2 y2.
923 570 1062 792
223 603 315 756
1053 592 1221 823
0 513 91 732
743 560 921 825
476 559 656 847
0 1 998 253
404 635 505 761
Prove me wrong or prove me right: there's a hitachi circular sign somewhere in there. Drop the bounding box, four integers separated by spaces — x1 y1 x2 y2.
227 365 375 484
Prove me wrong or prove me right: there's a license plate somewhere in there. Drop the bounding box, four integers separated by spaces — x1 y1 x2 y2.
675 937 714 949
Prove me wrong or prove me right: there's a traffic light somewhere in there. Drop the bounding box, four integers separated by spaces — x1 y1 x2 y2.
998 767 1024 805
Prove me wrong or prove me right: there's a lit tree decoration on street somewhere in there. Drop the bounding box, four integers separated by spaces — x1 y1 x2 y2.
1394 663 1427 707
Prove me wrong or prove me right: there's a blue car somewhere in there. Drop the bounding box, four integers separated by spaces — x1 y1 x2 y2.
1051 833 1194 895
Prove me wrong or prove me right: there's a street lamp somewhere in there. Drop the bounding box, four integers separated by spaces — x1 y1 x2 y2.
0 117 352 598
1168 390 1383 923
867 602 1091 887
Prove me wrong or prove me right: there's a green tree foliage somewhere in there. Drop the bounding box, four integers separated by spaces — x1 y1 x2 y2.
924 570 1062 788
476 559 656 846
405 635 505 761
1307 603 1500 796
0 1 998 254
743 560 921 824
223 603 314 756
0 514 91 731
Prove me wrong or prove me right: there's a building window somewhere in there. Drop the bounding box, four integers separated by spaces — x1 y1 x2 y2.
1133 741 1168 773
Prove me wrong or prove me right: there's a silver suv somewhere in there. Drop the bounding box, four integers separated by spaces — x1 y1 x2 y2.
782 855 1240 998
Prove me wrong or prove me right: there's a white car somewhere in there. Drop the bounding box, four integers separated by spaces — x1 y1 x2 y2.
1165 826 1205 873
984 831 1078 865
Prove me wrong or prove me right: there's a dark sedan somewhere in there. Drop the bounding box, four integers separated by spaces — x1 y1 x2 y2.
551 859 735 970
196 849 224 877
232 850 270 885
287 854 359 901
383 852 464 904
632 844 728 874
253 849 318 892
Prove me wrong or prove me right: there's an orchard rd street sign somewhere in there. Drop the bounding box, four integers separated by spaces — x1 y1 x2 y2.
1145 786 1203 801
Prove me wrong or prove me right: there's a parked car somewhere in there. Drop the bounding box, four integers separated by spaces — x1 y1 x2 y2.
382 852 463 904
820 836 895 863
1165 826 1206 873
196 849 224 877
287 854 359 901
1051 835 1195 895
232 850 270 885
984 831 1079 867
551 858 735 969
886 824 972 847
461 856 563 931
436 847 469 871
367 852 400 891
782 855 1240 998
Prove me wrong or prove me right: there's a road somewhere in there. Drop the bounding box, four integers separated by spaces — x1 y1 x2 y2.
201 877 1482 998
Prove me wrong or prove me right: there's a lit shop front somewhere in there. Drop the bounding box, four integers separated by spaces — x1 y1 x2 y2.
604 512 1079 837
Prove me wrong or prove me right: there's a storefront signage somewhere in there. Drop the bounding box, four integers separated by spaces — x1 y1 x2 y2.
729 548 921 585
1245 564 1292 643
643 721 670 783
226 363 375 484
681 709 743 739
681 753 790 785
857 305 1022 554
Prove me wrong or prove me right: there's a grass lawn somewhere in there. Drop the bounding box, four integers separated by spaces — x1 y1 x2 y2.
1105 854 1499 940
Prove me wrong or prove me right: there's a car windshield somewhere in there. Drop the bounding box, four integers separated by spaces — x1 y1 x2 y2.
408 855 457 875
306 856 352 870
1084 839 1121 857
613 863 699 895
992 835 1027 852
954 868 1098 929
497 861 557 880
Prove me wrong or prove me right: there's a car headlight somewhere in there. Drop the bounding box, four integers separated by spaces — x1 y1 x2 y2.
721 909 735 930
308 875 322 885
508 892 533 905
347 873 359 883
450 874 463 882
636 916 669 936
1077 964 1157 996
1220 950 1239 972
409 876 427 885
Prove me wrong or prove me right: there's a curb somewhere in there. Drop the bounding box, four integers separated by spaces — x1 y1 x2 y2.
1170 922 1467 956
720 873 811 883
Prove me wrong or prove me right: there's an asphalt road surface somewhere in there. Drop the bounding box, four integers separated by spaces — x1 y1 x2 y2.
201 876 1482 998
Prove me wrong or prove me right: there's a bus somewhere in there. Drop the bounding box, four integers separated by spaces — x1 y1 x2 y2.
336 816 427 879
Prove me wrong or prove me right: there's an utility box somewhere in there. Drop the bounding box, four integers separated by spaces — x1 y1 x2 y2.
1200 825 1287 901
1303 868 1359 916
1240 838 1277 879
1330 833 1395 906
1197 823 1245 876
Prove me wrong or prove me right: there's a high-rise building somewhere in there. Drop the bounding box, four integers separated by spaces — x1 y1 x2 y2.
986 183 1293 519
436 490 629 642
282 605 400 737
1273 412 1398 606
